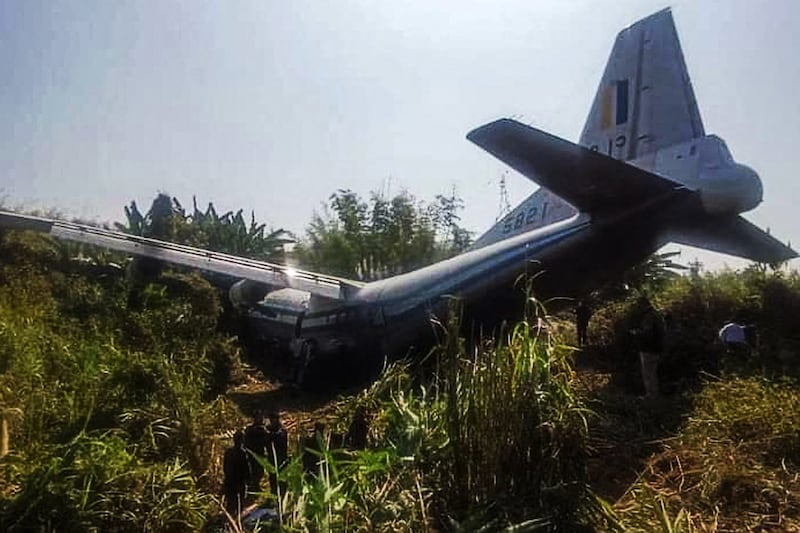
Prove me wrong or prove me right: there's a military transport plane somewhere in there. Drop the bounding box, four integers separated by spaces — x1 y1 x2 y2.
0 9 795 385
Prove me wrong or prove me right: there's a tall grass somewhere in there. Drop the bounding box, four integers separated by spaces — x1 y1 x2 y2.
589 267 800 531
248 295 593 531
19 225 800 530
430 298 592 528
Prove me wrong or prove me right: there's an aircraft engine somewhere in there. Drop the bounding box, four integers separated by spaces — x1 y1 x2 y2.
228 279 271 309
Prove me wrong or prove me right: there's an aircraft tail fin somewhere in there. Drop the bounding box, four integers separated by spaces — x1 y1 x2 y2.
666 216 797 264
473 9 708 249
580 8 704 161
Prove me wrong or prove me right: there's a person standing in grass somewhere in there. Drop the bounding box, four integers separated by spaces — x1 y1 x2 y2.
718 321 751 358
266 411 289 496
223 430 250 516
346 406 369 450
631 295 665 397
243 412 270 494
575 300 591 347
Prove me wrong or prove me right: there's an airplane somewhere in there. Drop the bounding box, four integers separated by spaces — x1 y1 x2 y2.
0 9 795 387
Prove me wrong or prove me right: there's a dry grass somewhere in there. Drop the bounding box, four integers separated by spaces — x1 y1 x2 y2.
605 376 800 532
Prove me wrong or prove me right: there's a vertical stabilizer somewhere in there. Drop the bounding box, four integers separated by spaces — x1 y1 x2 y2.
471 9 707 251
579 9 704 162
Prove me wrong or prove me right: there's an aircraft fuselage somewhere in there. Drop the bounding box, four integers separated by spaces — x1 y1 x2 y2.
248 199 679 386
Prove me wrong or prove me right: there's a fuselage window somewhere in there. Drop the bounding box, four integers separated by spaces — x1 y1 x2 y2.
689 145 696 156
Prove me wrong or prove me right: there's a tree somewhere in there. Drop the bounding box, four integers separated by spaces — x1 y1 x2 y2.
116 194 292 262
294 189 472 281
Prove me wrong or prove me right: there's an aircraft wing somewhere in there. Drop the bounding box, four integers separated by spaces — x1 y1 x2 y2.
467 118 685 213
0 210 363 300
667 215 797 264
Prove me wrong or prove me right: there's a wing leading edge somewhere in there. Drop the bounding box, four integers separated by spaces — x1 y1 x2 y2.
467 118 684 214
0 210 363 301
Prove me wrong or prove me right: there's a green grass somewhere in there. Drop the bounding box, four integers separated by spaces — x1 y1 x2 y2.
238 298 595 531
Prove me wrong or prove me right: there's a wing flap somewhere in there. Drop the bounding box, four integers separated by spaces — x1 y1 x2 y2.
0 210 363 300
467 118 683 213
667 215 797 264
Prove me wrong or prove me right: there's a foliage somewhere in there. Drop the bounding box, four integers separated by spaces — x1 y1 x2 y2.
6 192 800 532
589 250 687 306
222 363 434 533
293 189 472 280
0 229 243 531
266 434 433 532
0 432 210 532
117 194 292 262
589 266 800 394
247 297 592 532
583 264 800 531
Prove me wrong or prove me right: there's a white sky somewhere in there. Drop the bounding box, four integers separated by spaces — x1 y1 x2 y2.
2 0 798 271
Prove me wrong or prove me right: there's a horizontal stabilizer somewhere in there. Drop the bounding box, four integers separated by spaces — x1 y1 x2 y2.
467 119 684 213
667 215 797 264
0 210 362 300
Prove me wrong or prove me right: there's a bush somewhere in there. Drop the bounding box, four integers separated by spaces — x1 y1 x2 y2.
0 229 242 529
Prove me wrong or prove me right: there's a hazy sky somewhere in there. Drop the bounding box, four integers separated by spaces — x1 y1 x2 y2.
2 0 798 270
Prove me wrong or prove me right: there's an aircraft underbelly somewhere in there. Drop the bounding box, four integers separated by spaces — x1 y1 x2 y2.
462 212 663 326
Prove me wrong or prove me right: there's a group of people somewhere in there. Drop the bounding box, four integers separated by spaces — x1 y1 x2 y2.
222 407 371 516
576 294 762 398
222 411 288 516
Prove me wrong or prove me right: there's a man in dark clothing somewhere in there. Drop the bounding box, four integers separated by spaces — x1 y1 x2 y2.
575 301 591 347
302 422 326 476
265 412 289 496
243 412 270 494
632 296 666 397
222 430 250 516
345 406 369 450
